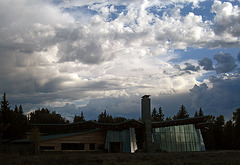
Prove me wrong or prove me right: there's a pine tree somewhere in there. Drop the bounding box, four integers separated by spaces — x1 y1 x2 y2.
1 93 10 112
194 111 199 117
165 117 172 120
0 93 11 124
74 111 85 122
233 108 240 149
151 108 158 121
175 105 189 119
224 120 234 149
14 105 19 113
213 115 225 149
152 107 164 121
19 105 23 114
98 110 114 123
199 108 204 116
158 107 164 121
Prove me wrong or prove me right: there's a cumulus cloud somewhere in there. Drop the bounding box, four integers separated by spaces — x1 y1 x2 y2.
199 57 214 71
212 0 240 37
214 53 237 74
183 62 200 72
189 74 240 118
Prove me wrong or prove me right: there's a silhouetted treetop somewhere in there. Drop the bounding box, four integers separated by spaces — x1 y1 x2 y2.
174 105 189 119
98 110 126 123
151 107 164 121
30 108 66 124
74 111 85 122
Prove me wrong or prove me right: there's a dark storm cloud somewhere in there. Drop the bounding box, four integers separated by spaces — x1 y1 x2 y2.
151 93 192 118
214 53 237 74
198 57 214 71
189 83 210 110
78 96 141 120
238 52 240 62
189 74 240 118
172 63 199 75
183 62 200 72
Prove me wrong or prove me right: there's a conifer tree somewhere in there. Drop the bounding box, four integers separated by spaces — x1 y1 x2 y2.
74 111 85 122
175 105 189 119
151 108 158 121
19 105 23 114
194 111 199 117
0 93 11 123
14 105 19 113
233 108 240 149
165 117 172 120
199 108 204 116
158 107 164 121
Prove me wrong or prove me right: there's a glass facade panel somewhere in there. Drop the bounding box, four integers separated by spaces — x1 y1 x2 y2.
105 128 137 153
153 124 205 152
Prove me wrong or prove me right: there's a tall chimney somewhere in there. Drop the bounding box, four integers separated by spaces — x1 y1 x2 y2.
141 95 152 152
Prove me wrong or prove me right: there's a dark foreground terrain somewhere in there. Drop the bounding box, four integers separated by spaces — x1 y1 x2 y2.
0 151 240 165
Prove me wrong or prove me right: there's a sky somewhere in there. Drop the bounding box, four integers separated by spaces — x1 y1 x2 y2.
1 0 240 121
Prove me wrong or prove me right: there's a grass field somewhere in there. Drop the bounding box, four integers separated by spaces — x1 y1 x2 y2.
0 151 240 165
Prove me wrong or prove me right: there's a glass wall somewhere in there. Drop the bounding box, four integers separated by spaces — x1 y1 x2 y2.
105 128 138 153
153 124 205 152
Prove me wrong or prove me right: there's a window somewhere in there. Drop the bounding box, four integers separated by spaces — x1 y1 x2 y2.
61 143 84 150
89 143 95 150
39 146 55 151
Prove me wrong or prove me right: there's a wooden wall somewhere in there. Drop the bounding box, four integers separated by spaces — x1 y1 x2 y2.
39 130 106 151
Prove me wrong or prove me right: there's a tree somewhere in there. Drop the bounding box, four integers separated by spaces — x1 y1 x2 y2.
97 110 125 123
151 108 158 121
175 105 189 119
0 93 11 123
113 117 127 123
165 117 172 120
19 104 23 114
30 108 66 124
98 110 113 123
151 107 164 121
194 108 204 117
14 105 19 113
158 107 164 121
194 111 199 117
224 120 234 149
199 108 204 116
213 115 225 150
0 93 28 139
74 111 85 122
233 108 240 149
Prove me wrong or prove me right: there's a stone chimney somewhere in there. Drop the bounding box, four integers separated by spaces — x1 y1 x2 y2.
141 95 152 152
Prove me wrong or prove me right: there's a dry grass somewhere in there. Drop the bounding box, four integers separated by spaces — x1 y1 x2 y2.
0 151 240 165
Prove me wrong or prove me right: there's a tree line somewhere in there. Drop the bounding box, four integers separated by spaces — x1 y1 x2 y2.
1 93 240 150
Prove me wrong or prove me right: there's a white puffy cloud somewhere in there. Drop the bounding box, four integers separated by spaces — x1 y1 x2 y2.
212 0 240 37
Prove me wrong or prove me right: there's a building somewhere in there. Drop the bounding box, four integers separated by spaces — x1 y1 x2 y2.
13 95 210 153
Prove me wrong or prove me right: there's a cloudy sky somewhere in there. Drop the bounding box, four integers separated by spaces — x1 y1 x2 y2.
1 0 240 120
